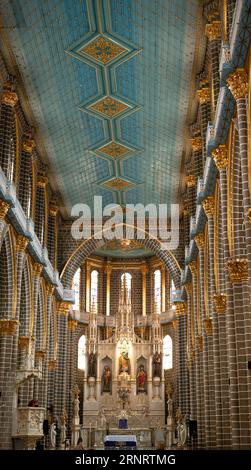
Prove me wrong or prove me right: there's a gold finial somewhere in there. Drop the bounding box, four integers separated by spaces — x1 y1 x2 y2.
227 258 248 283
227 68 248 100
204 317 213 336
202 196 215 217
189 260 197 275
0 319 19 336
191 137 202 152
16 234 29 252
212 144 228 170
185 175 196 188
0 200 10 219
49 204 58 217
213 293 227 313
197 87 210 104
194 233 205 249
205 21 221 41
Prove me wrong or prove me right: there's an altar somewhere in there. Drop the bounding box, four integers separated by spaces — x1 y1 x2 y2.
81 427 152 449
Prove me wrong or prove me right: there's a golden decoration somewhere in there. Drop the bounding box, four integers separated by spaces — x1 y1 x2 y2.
184 282 192 295
205 21 221 41
191 137 202 152
57 301 72 316
1 90 18 107
0 199 10 219
246 208 251 221
197 87 210 104
202 196 215 217
227 68 248 100
185 175 196 188
212 144 228 170
189 261 197 275
46 284 55 296
173 301 187 316
227 258 248 283
37 175 48 188
90 97 129 118
33 263 43 276
81 35 126 64
18 336 29 350
0 319 19 336
197 335 203 352
104 239 143 252
204 317 213 336
16 234 29 252
98 141 131 158
194 233 205 249
213 293 227 313
48 359 57 371
22 136 35 154
103 178 133 191
49 204 58 217
35 350 46 360
68 318 78 331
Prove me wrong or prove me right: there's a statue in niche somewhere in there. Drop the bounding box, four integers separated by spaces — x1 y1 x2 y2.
49 422 57 448
152 351 161 378
88 352 97 378
136 364 147 393
102 366 112 393
119 351 131 374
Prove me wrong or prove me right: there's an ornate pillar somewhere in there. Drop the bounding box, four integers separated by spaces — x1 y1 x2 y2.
0 82 18 180
66 318 78 440
205 21 221 116
197 87 211 164
183 282 192 417
188 261 198 434
54 301 71 418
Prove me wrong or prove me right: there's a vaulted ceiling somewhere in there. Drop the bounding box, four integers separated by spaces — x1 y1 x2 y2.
1 0 200 213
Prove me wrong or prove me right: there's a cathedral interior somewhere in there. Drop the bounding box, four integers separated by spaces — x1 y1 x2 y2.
0 0 251 451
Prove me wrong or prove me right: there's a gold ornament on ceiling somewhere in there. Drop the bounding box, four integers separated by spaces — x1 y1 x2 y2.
90 97 129 118
81 36 126 64
103 178 133 190
98 141 131 158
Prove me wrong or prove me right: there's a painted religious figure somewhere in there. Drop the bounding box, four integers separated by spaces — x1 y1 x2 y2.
88 351 97 378
152 351 161 378
119 351 130 374
102 366 112 393
136 364 147 393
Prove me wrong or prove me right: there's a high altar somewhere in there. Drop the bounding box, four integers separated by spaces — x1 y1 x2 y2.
80 277 165 447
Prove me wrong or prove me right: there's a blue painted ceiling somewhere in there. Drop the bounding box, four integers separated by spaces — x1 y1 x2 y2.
1 0 199 213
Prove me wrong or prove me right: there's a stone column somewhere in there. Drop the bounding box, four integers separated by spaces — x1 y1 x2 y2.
205 21 221 116
0 83 18 180
197 87 211 165
188 262 197 427
54 302 71 418
66 318 78 440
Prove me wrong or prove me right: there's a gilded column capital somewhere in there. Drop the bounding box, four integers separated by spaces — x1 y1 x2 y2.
194 232 205 249
202 196 215 217
184 282 193 295
213 293 227 313
35 350 46 360
189 261 197 275
227 68 248 100
1 90 18 107
204 317 213 336
173 301 187 316
185 174 196 188
197 335 203 352
0 319 19 336
33 262 43 277
18 336 30 350
205 21 221 41
0 199 10 219
245 208 251 221
227 258 248 283
212 144 228 170
46 284 55 296
190 137 202 152
48 359 57 371
37 175 48 188
68 318 78 331
49 204 58 217
197 87 210 105
16 234 29 252
22 135 36 154
57 300 72 316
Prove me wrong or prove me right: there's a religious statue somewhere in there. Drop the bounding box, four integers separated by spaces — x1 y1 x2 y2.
59 409 67 445
136 364 147 393
49 422 57 448
102 366 112 393
72 384 80 420
119 350 130 374
88 351 97 378
152 351 161 378
99 407 107 429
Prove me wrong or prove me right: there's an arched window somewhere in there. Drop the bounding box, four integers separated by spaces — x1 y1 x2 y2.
163 335 172 370
91 270 99 310
78 335 86 370
73 268 80 311
154 269 161 314
121 272 132 299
